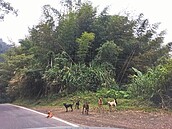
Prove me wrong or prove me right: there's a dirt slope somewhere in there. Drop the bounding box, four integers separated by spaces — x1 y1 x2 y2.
33 106 172 129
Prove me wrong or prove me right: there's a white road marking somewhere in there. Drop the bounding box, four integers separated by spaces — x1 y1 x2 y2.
7 103 79 127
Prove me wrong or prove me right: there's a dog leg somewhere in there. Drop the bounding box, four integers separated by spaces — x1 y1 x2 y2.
77 105 79 109
66 107 68 112
109 105 112 112
86 109 88 115
82 105 85 114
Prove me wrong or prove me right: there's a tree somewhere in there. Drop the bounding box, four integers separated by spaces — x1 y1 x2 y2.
76 32 95 63
0 0 17 20
0 45 33 100
95 41 122 67
115 14 169 84
130 14 169 72
56 12 78 61
0 1 170 101
8 69 44 99
60 0 82 13
76 2 96 35
27 5 59 69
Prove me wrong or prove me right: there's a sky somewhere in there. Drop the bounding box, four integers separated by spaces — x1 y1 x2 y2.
0 0 171 45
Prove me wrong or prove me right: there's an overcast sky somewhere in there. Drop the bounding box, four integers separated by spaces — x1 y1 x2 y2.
0 0 171 45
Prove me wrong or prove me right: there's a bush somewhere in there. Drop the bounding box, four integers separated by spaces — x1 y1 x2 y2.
128 65 172 108
96 88 131 99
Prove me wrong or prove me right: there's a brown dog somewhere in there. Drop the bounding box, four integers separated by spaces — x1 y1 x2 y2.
82 102 89 115
98 97 103 113
46 111 53 118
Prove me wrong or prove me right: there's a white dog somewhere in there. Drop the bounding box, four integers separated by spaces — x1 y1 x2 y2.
108 99 117 112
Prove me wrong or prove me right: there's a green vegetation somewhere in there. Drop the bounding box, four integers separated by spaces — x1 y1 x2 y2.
13 91 161 113
0 0 172 110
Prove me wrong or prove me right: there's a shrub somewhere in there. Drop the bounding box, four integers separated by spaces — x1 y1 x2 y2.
96 88 131 99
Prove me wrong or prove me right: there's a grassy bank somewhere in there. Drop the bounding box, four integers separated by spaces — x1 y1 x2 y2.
12 91 169 113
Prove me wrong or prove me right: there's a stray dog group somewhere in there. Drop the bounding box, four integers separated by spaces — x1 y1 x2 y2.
63 100 89 115
46 98 117 119
62 98 117 115
63 100 81 112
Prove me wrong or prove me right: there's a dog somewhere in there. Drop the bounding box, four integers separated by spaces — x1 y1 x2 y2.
63 103 73 112
75 100 80 109
82 102 89 115
98 97 103 113
46 111 53 118
108 99 117 112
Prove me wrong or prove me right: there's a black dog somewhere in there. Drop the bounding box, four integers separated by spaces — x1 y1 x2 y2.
63 103 73 112
75 100 80 109
82 102 89 115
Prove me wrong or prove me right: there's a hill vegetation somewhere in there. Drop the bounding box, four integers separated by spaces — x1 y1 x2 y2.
0 39 12 62
1 0 172 109
0 39 12 54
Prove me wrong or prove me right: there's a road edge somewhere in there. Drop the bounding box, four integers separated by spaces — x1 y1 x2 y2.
7 103 79 127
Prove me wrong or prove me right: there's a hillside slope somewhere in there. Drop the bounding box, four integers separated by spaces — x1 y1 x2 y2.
0 38 12 61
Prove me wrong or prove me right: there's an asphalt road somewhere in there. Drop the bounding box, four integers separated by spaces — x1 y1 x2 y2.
0 104 79 129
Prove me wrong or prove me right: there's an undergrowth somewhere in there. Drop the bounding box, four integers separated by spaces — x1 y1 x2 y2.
13 91 166 113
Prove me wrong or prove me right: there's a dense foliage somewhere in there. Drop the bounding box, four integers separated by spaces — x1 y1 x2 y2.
129 59 172 108
0 0 172 108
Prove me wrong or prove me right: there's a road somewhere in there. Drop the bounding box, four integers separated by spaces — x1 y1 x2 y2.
0 103 79 129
